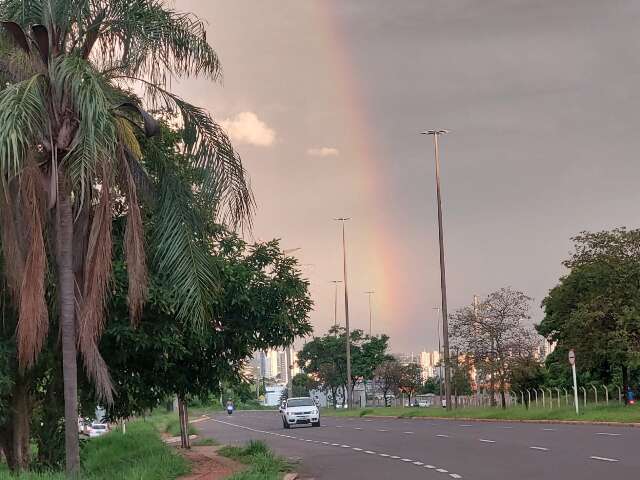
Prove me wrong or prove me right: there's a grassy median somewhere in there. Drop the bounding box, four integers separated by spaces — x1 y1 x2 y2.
0 421 189 480
219 440 292 480
322 404 640 423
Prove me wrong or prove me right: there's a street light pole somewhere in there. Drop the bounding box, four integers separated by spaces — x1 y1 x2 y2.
365 291 375 336
330 281 343 328
334 218 352 409
422 129 452 411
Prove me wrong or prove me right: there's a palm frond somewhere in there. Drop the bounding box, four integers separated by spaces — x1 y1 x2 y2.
0 176 24 300
17 162 48 368
153 165 219 329
0 74 46 178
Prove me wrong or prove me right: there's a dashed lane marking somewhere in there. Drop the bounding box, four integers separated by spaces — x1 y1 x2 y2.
459 425 473 427
542 428 556 431
479 439 496 443
210 418 464 478
354 427 362 430
436 434 449 438
529 446 549 451
377 429 389 432
595 433 621 436
590 456 619 462
403 431 414 434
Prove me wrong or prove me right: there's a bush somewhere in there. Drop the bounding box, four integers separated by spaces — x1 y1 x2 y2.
219 441 291 480
359 409 373 417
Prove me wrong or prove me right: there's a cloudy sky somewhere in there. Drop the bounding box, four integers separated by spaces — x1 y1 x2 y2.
174 0 640 353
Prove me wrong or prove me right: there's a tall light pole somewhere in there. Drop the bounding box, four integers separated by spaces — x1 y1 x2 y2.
283 247 302 397
433 307 443 401
422 129 452 410
334 217 352 409
365 291 375 336
330 281 343 328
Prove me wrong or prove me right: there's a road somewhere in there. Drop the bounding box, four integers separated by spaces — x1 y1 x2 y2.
195 410 640 479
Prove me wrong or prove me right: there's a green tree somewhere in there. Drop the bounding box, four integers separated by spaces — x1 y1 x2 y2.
292 373 319 398
374 360 402 406
421 376 440 395
0 1 254 473
508 357 545 407
538 229 640 401
400 363 422 406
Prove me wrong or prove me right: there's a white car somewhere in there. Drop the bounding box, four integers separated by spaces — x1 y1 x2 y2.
88 423 109 438
282 397 320 428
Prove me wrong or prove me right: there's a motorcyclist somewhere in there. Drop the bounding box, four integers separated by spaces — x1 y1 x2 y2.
226 400 234 415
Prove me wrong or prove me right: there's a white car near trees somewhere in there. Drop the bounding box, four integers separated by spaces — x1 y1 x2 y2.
281 397 320 428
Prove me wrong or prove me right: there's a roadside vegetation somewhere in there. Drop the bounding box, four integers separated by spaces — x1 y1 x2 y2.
323 404 640 423
0 422 188 480
219 441 292 480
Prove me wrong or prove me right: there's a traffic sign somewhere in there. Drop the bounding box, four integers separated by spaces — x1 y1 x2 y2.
568 349 575 365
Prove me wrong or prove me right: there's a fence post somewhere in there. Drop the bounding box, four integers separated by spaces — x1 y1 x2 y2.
580 386 586 406
541 389 546 408
534 389 538 407
617 386 622 404
591 385 598 405
546 388 553 408
563 388 568 406
527 389 531 407
521 391 525 406
603 385 609 405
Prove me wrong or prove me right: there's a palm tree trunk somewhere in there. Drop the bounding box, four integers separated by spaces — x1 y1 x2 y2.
57 185 80 476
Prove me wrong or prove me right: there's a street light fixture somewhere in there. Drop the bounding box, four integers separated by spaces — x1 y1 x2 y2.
330 281 343 328
334 217 353 409
421 129 452 411
364 291 375 336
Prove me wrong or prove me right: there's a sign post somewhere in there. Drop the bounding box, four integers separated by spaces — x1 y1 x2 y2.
569 349 579 415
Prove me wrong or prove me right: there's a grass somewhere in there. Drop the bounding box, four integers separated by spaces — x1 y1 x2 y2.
0 422 189 480
145 411 197 437
191 437 218 447
322 404 640 423
219 440 292 480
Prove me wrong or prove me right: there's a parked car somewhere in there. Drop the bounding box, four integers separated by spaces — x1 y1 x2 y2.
88 422 109 438
282 397 320 429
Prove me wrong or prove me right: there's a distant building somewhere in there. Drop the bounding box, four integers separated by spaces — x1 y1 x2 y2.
393 352 419 366
419 350 441 380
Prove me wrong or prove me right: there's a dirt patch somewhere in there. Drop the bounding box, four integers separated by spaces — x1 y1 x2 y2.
177 446 245 480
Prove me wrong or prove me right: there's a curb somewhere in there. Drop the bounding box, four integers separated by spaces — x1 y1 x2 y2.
283 474 299 480
336 414 640 428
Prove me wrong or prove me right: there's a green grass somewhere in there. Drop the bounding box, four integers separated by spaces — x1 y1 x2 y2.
322 404 640 423
191 437 218 447
0 422 189 480
219 440 292 480
145 411 197 437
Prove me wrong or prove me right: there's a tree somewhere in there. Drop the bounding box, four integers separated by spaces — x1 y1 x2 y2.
374 360 402 406
0 2 253 472
538 229 640 402
450 288 541 408
292 373 319 398
399 363 422 406
421 377 440 395
508 357 545 407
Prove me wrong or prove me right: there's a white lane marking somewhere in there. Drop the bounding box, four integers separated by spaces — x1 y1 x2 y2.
364 419 373 422
336 425 344 428
354 427 362 430
436 434 449 438
403 431 414 434
459 424 473 427
542 428 556 431
596 432 621 436
501 426 513 429
590 456 619 462
530 446 549 451
210 417 465 478
479 439 496 443
377 429 389 432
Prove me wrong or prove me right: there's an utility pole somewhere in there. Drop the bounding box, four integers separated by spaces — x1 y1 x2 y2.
330 280 343 328
334 218 352 408
365 291 375 336
433 307 443 402
422 129 452 410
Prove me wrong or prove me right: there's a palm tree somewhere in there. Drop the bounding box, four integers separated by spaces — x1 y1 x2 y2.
0 0 253 474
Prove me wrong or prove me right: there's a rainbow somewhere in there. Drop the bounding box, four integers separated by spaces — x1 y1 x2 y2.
313 2 415 334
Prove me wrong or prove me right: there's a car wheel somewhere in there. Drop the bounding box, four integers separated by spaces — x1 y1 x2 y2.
312 420 320 427
283 419 290 429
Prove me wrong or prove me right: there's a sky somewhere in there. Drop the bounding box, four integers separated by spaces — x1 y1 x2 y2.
173 0 640 353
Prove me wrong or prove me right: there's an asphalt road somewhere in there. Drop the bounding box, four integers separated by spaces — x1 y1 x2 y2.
195 410 640 479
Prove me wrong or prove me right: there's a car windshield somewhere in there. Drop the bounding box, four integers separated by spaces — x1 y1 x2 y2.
287 398 315 408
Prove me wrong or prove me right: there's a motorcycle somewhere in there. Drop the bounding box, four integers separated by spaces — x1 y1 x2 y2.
226 404 234 415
